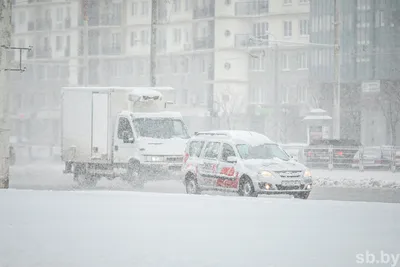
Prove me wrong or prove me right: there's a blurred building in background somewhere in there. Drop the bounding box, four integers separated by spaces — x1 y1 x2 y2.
310 0 400 146
8 0 313 150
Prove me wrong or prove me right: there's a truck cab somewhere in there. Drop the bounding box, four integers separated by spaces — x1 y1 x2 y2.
113 110 190 181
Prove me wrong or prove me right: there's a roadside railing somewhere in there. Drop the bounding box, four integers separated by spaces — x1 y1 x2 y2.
280 144 400 172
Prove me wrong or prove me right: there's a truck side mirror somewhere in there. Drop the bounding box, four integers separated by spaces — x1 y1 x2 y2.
122 131 134 143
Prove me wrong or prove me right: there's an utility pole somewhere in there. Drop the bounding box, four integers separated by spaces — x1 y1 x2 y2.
0 0 12 189
273 44 280 142
333 0 341 139
82 0 89 86
150 0 157 87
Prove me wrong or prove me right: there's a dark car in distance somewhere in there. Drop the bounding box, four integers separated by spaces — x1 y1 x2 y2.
303 139 362 169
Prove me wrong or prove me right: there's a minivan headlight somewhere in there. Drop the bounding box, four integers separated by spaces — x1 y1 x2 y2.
260 171 273 177
304 169 312 178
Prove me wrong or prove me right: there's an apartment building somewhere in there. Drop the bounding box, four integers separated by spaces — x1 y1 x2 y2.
310 0 400 145
9 0 80 147
8 0 311 146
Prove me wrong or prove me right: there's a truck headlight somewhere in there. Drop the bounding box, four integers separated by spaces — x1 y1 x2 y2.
260 171 273 177
146 156 164 162
304 169 312 178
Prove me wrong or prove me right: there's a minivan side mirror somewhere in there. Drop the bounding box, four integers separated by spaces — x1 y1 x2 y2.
122 131 134 143
227 156 238 163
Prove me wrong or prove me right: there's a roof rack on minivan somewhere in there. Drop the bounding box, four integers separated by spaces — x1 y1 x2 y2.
194 131 230 137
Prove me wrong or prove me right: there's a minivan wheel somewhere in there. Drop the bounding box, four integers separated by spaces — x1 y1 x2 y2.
239 178 257 197
294 191 310 199
185 177 200 195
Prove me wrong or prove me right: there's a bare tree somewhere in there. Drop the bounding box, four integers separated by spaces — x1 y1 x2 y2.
378 80 400 146
215 86 245 130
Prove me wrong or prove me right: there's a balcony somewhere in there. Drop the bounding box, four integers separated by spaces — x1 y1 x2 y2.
193 6 215 19
234 34 268 48
100 14 121 26
35 18 52 31
35 47 52 59
235 1 269 16
193 37 213 50
78 44 100 56
102 45 121 55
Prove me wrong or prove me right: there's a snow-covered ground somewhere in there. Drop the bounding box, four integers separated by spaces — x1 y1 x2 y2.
0 189 399 267
9 160 400 190
313 169 400 189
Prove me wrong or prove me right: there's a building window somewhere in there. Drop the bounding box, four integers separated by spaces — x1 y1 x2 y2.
283 0 292 4
299 19 309 36
174 28 182 44
171 58 178 73
111 33 121 48
131 32 137 46
375 10 384 27
56 8 63 22
18 39 25 48
141 30 149 44
357 0 370 10
297 52 308 69
141 1 149 15
56 36 62 51
18 11 26 25
131 2 138 16
297 85 308 103
200 57 206 73
252 22 268 38
283 21 292 37
249 86 266 104
299 0 309 3
249 55 265 71
281 53 289 70
174 0 181 12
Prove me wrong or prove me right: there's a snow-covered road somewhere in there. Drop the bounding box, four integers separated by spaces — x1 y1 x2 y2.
1 189 399 267
8 161 400 203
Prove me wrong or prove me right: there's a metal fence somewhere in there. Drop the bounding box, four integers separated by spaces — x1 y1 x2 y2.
280 145 400 172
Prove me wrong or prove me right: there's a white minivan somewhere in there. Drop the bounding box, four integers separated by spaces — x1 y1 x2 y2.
182 130 313 199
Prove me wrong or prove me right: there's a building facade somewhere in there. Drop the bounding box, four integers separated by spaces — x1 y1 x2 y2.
9 0 312 147
310 0 400 145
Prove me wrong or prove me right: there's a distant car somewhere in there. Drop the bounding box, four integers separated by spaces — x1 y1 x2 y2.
351 147 390 169
304 139 362 168
9 145 15 166
182 130 313 199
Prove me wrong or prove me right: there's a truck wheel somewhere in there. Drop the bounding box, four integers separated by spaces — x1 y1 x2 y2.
294 192 310 199
74 174 98 188
127 160 145 189
73 164 97 188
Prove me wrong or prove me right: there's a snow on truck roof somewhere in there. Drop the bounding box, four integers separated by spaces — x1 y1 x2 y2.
62 86 175 93
193 130 274 146
120 110 183 119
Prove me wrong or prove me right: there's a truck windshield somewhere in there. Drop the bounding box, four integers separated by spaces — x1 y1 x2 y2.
236 143 290 161
133 118 190 139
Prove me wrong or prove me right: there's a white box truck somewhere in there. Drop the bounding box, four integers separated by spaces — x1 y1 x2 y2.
61 86 190 188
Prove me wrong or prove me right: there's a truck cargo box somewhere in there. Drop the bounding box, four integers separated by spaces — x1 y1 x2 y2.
61 87 129 163
61 86 175 164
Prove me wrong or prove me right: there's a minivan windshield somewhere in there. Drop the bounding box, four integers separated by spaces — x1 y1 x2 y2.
133 118 190 139
236 143 290 161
